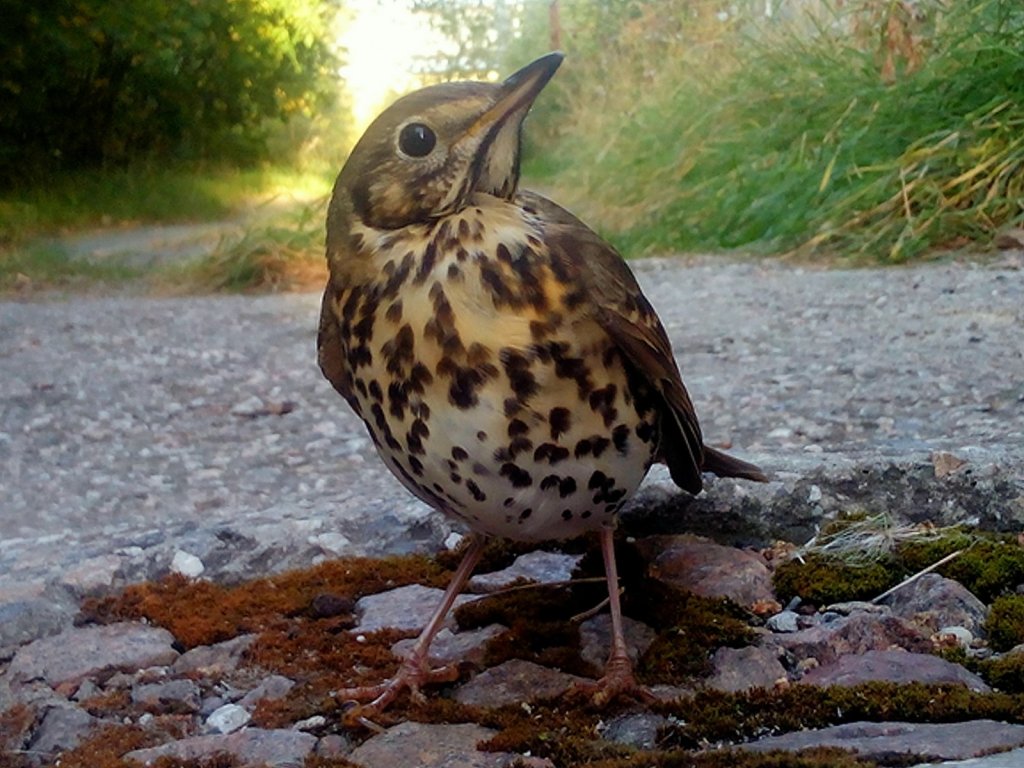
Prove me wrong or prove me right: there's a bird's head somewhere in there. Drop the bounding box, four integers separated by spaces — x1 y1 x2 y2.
329 52 563 234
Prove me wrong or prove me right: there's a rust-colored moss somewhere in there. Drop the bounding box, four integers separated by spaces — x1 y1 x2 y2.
0 704 36 762
81 554 449 649
51 724 158 768
580 748 879 768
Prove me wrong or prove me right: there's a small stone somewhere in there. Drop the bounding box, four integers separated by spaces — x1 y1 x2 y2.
172 634 255 675
705 646 787 693
454 659 587 708
799 649 990 691
206 703 251 734
935 626 974 649
8 622 178 687
312 532 352 556
578 613 656 671
932 451 968 477
60 555 123 595
766 610 800 633
132 679 202 714
310 593 355 619
239 675 296 710
170 550 205 578
294 715 327 731
231 395 266 417
126 729 316 767
638 535 775 608
354 583 478 633
392 625 506 668
468 550 582 592
28 705 97 756
348 721 515 768
598 713 669 749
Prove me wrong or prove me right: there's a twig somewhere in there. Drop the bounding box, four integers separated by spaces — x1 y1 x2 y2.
871 549 963 604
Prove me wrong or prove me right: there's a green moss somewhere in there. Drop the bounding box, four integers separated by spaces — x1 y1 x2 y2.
578 748 879 768
987 595 1024 652
977 651 1024 693
772 554 899 605
898 534 1024 603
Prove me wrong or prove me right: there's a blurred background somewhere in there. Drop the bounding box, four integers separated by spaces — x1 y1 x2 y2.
1 0 1022 292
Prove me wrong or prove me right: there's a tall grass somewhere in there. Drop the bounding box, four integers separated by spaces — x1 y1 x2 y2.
530 0 1024 261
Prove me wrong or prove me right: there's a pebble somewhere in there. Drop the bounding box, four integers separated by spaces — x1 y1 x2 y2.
454 659 587 708
392 624 507 667
353 583 479 633
170 550 205 578
206 702 251 734
468 550 582 592
766 610 800 633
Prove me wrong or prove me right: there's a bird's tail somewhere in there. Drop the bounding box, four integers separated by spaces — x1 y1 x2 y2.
702 445 769 483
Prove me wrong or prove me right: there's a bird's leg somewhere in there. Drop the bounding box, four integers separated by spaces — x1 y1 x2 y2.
575 528 656 705
336 533 486 717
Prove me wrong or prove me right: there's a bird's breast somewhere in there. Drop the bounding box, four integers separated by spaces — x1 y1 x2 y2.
330 199 659 540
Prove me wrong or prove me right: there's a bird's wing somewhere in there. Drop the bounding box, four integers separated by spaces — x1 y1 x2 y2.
519 190 705 493
317 288 355 402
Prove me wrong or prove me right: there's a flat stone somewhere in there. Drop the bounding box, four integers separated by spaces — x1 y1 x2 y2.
59 554 123 595
354 583 479 633
172 633 255 675
132 679 202 714
766 610 800 633
739 720 1024 762
126 728 316 767
578 613 656 671
392 624 507 667
468 551 582 592
912 747 1024 767
880 573 988 637
799 650 990 691
705 645 787 692
28 704 97 755
0 598 73 651
638 535 775 608
454 659 587 708
7 622 178 687
348 721 516 768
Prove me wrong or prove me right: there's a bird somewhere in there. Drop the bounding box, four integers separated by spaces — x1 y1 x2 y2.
317 51 767 713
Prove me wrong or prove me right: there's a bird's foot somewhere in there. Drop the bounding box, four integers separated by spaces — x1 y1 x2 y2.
334 656 462 728
571 655 657 707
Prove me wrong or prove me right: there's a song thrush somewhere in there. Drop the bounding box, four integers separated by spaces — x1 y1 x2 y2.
317 52 766 712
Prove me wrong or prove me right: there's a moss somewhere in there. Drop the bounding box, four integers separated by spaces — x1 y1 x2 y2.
772 554 899 605
81 554 450 649
579 748 879 768
987 595 1024 652
50 724 158 768
978 651 1024 694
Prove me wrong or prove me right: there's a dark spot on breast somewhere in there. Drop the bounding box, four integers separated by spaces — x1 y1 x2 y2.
575 435 610 459
449 472 462 484
612 424 631 454
472 462 490 476
549 407 571 439
382 324 414 375
354 378 367 398
533 443 570 465
447 263 463 281
368 380 383 402
636 421 656 443
588 470 610 490
540 474 560 491
518 508 533 521
559 477 577 497
503 398 522 418
588 384 619 427
387 381 409 420
414 240 438 284
452 446 468 461
508 418 529 437
477 430 488 441
500 348 538 402
385 301 403 323
500 463 533 488
508 436 534 458
408 455 424 476
561 509 573 520
409 362 434 393
467 342 492 367
466 479 486 502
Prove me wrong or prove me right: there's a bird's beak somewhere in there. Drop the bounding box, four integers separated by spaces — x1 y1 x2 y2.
468 52 564 138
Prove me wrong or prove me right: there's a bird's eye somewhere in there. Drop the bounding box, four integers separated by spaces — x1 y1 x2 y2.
398 122 436 158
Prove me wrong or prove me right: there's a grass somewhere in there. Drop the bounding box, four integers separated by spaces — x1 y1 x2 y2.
528 0 1024 262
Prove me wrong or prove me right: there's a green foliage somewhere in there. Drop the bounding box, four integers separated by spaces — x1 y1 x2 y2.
772 553 899 605
898 535 1024 604
0 242 141 292
524 0 1024 260
987 595 1024 653
0 0 345 184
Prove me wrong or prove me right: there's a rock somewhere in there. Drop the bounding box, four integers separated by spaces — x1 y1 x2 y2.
598 713 670 749
392 625 507 668
0 598 73 652
766 610 800 633
348 721 516 768
28 704 97 755
912 747 1024 767
738 720 1024 762
638 535 775 608
454 659 587 708
238 675 296 710
132 679 202 714
172 634 256 675
705 646 787 692
7 622 178 687
935 626 974 649
578 614 656 671
799 650 990 691
170 550 205 578
766 610 931 666
468 551 582 592
59 554 124 595
126 728 316 767
205 702 251 734
880 573 988 637
354 583 479 633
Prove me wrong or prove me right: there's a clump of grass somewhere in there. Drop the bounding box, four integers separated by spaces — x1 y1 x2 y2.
532 0 1024 261
0 242 142 292
987 595 1024 652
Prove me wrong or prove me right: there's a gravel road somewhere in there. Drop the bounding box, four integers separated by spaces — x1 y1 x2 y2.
2 256 1023 599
